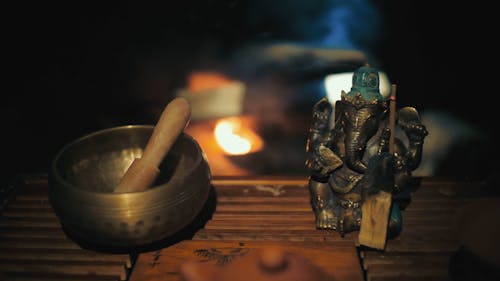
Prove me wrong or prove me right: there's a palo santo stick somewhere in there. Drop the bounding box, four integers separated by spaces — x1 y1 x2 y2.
114 97 191 193
358 191 392 250
389 84 397 155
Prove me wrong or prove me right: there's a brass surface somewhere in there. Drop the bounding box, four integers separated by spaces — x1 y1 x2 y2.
49 125 211 250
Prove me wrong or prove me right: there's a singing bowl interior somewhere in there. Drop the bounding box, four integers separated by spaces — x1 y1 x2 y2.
49 125 211 250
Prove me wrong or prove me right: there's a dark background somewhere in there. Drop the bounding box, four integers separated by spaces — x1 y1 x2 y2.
2 0 497 183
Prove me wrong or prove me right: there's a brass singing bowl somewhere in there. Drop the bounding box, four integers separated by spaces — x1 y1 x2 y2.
49 125 211 250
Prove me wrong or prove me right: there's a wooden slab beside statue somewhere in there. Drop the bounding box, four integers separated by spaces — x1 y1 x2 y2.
305 65 428 249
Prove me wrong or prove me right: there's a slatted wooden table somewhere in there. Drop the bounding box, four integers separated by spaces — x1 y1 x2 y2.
0 175 132 281
1 175 495 281
358 178 497 281
129 177 364 281
131 176 497 281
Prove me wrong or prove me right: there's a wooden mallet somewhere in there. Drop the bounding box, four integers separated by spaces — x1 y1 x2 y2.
114 97 191 193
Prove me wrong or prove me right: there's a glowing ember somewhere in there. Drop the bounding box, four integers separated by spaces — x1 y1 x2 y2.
214 117 264 155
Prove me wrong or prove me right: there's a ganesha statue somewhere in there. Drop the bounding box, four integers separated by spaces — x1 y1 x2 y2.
305 65 428 238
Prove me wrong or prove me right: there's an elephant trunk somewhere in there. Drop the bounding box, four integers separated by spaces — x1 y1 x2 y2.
339 101 386 175
345 129 368 173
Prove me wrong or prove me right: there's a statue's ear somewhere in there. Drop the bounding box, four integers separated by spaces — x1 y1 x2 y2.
334 100 343 123
310 97 333 131
312 97 332 113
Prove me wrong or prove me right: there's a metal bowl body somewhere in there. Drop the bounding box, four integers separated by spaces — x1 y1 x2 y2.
49 125 211 249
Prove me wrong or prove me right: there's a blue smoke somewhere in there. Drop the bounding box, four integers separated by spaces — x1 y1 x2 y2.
247 0 381 52
319 0 380 51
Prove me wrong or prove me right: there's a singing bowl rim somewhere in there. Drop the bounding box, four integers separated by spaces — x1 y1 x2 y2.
50 124 209 200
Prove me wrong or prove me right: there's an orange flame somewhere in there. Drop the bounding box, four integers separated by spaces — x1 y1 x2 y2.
214 117 264 155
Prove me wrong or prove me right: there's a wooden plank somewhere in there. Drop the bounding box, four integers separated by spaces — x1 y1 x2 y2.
2 202 54 210
209 209 458 225
0 248 131 268
0 218 61 228
128 240 363 281
1 272 121 281
215 203 312 212
368 275 450 281
0 228 68 239
193 233 349 242
211 176 308 186
205 218 315 226
192 228 357 242
13 194 51 202
410 180 494 198
210 212 315 221
0 260 127 281
211 177 489 198
0 178 133 281
0 226 63 233
1 208 58 219
214 185 309 197
402 200 469 210
380 239 459 253
418 177 485 186
365 263 449 281
406 195 458 204
393 230 459 243
0 237 82 250
216 196 309 203
205 221 317 229
210 210 313 217
398 210 456 219
362 252 450 270
205 219 317 229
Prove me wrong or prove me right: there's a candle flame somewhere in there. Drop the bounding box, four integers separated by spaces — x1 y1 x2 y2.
214 117 263 155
